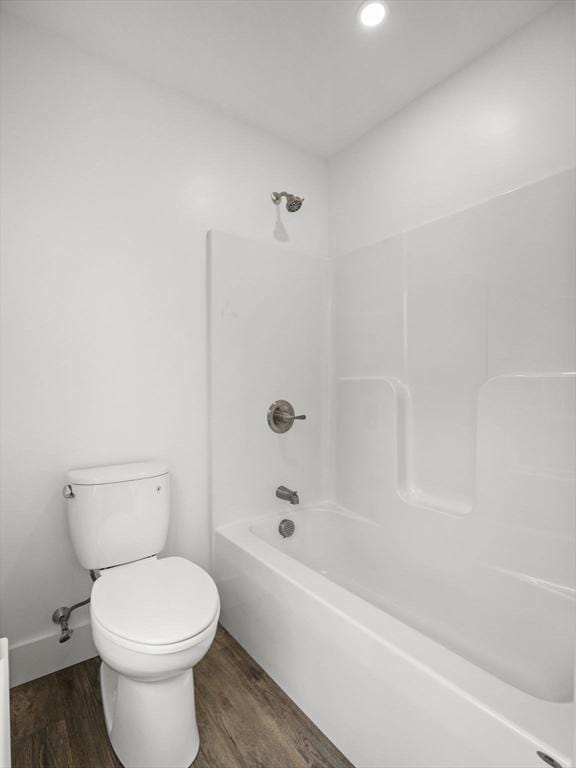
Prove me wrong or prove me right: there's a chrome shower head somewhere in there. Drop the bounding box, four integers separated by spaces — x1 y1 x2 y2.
271 191 304 212
286 195 303 212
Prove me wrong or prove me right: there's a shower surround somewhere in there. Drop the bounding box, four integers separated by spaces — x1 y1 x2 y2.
210 168 575 768
333 169 574 523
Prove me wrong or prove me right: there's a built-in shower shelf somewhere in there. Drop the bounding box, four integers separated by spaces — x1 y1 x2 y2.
336 372 575 519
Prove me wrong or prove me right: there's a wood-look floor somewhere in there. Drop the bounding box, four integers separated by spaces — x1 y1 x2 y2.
10 625 354 768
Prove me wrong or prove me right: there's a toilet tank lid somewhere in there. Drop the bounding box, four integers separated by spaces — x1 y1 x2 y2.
67 461 168 486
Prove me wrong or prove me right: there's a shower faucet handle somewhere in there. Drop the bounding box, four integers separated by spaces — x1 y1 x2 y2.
267 400 307 433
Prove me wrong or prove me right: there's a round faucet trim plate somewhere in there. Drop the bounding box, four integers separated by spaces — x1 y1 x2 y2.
267 400 307 433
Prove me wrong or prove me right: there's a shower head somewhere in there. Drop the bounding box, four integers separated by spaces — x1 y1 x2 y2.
271 191 304 212
286 195 303 212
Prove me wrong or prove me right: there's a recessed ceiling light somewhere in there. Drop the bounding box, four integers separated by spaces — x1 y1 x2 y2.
358 1 388 28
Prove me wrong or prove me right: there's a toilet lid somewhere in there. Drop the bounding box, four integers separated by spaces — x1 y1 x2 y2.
91 556 219 646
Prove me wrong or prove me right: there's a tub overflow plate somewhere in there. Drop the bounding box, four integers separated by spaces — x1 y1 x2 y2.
279 519 295 538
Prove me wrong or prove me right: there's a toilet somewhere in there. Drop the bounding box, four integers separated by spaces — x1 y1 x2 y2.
64 461 219 768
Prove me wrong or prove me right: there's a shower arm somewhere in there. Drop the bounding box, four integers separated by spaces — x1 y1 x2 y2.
271 191 289 204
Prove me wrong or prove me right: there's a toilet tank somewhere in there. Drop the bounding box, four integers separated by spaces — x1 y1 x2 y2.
65 462 170 570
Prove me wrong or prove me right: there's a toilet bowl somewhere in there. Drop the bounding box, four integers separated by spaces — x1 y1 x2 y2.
90 556 220 768
63 462 220 768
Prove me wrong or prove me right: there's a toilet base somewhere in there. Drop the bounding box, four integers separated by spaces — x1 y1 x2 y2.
100 662 200 768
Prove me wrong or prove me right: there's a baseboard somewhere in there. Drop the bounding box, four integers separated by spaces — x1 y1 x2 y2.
8 621 97 687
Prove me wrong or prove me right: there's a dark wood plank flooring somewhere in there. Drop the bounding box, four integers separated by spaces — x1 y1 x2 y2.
10 625 354 768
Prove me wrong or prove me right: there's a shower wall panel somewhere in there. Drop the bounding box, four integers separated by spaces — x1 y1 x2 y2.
333 169 575 545
209 231 330 532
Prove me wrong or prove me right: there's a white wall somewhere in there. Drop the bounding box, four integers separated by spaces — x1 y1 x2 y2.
329 1 576 254
0 11 328 684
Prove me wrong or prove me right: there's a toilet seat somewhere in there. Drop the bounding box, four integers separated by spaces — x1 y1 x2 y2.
91 556 219 648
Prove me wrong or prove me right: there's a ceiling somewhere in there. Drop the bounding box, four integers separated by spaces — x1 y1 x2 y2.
1 0 560 156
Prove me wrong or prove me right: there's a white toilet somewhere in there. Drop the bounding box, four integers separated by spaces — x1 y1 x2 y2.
64 461 219 768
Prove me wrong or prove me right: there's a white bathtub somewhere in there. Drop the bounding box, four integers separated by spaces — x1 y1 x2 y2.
215 505 574 768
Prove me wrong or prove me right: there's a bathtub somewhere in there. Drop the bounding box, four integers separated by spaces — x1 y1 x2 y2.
215 505 574 768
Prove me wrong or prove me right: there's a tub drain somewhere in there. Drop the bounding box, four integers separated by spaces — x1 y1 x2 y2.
537 752 563 768
278 519 295 538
